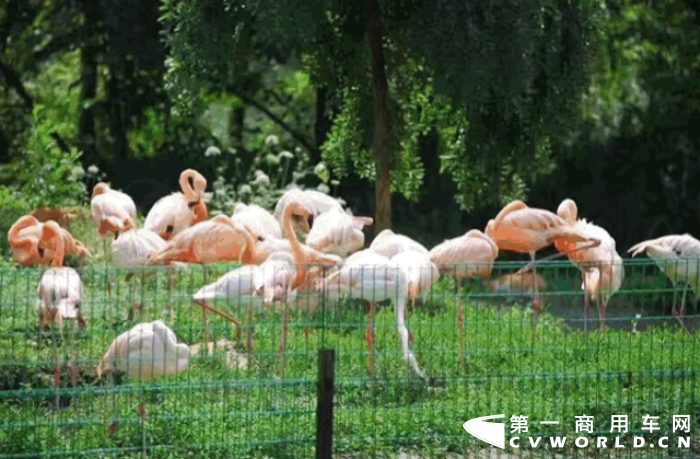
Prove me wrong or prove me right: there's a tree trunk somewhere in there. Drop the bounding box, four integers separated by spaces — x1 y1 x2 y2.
365 0 392 233
107 59 127 161
230 105 245 148
314 86 331 162
79 0 99 167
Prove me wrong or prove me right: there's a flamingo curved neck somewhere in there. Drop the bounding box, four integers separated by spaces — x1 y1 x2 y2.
9 216 39 247
238 224 258 263
179 171 200 204
283 205 307 288
44 223 65 267
492 200 527 230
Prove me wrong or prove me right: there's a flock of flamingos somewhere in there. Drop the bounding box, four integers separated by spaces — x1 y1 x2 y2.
5 168 700 400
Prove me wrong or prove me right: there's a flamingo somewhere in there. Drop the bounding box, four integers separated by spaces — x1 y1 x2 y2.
370 229 428 259
391 249 439 314
146 215 257 266
8 215 91 267
428 229 498 370
485 200 601 321
306 205 373 257
32 207 80 227
91 182 137 261
144 169 209 241
8 215 48 267
316 249 424 378
192 200 318 360
273 188 345 239
36 221 86 398
231 202 282 241
555 199 624 332
487 271 547 298
629 234 700 334
112 219 167 269
96 320 190 421
428 229 499 295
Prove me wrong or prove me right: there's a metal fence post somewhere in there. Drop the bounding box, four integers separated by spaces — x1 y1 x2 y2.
316 348 336 459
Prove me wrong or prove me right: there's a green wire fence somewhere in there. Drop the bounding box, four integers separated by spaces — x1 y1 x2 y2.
0 258 699 458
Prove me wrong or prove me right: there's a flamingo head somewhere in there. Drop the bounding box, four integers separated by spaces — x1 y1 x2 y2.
190 201 209 224
557 199 578 225
92 182 110 199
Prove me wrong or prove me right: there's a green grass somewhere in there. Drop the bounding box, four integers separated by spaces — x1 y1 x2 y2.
0 261 699 459
1 215 700 458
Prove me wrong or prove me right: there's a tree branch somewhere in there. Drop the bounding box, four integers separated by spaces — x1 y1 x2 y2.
231 89 317 154
50 132 71 154
34 29 84 64
0 57 33 110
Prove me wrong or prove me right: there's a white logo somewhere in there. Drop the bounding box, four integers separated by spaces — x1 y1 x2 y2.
464 414 692 450
463 414 505 449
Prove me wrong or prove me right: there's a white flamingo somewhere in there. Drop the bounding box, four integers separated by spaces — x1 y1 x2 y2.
36 221 86 392
274 188 345 239
231 202 282 241
369 229 428 258
555 199 624 331
390 249 440 314
629 234 700 334
192 200 316 361
306 205 373 257
112 219 167 270
316 249 424 379
144 169 209 241
91 182 137 261
428 229 499 370
96 320 190 419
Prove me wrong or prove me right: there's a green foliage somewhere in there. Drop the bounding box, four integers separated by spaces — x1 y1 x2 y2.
162 0 599 210
16 105 87 210
206 139 316 214
576 0 700 143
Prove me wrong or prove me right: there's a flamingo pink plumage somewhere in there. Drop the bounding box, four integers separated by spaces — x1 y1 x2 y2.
8 215 90 267
554 199 624 331
143 169 209 241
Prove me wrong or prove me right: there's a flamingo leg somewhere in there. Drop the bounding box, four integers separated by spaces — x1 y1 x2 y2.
396 298 424 379
138 402 147 420
457 301 465 373
582 274 589 333
456 277 465 371
598 298 607 332
108 373 119 436
52 326 61 410
366 301 376 377
193 300 242 339
530 252 543 345
168 270 178 291
202 305 210 345
278 303 289 377
674 285 692 336
104 236 113 297
247 306 254 355
69 322 77 388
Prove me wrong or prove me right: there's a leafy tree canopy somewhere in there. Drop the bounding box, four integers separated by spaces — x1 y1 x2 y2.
165 0 600 210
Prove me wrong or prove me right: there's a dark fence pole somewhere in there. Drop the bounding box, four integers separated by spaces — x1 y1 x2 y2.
316 348 336 459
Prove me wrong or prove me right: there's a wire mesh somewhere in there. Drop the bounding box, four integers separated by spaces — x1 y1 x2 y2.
0 258 698 458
